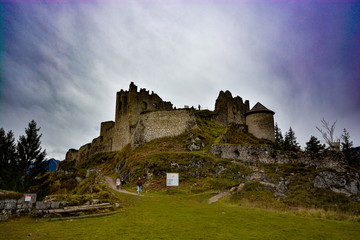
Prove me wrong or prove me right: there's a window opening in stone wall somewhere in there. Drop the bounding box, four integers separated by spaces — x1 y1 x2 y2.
142 102 148 111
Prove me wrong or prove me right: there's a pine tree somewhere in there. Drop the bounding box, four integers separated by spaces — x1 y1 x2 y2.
17 120 47 190
0 128 17 190
274 123 284 150
0 128 7 188
341 128 359 167
305 136 325 154
283 127 299 152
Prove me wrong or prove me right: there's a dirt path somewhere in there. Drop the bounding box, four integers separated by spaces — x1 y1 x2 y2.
208 190 232 204
106 175 239 201
104 176 142 196
208 183 244 204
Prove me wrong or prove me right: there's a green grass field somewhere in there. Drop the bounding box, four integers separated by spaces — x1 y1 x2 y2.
1 189 359 240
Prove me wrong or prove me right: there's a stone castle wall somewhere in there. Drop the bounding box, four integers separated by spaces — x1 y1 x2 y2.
112 82 173 152
100 121 115 139
210 144 347 172
211 90 250 127
64 82 275 163
112 113 132 152
246 112 275 141
90 136 112 156
78 143 91 163
65 83 177 163
131 109 198 149
65 149 79 163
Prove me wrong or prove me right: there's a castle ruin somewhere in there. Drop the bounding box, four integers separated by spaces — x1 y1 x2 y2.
65 82 275 163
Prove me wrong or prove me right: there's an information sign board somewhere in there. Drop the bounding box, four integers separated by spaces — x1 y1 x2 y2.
166 173 179 187
25 195 32 202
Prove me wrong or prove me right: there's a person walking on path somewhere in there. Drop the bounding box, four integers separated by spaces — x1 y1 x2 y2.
136 177 143 195
116 177 121 190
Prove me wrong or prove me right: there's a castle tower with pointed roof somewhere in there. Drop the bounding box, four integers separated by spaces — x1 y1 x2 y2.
245 102 275 141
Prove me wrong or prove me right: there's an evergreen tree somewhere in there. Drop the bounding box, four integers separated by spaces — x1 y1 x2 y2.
305 136 325 154
274 123 284 150
17 120 47 190
283 127 299 152
0 128 17 190
0 128 7 188
341 128 359 168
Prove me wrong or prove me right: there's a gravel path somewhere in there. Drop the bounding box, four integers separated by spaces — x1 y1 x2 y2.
106 176 242 202
105 176 142 196
208 183 244 204
208 190 232 204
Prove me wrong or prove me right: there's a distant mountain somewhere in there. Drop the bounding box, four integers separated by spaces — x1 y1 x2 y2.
353 147 360 154
46 158 60 172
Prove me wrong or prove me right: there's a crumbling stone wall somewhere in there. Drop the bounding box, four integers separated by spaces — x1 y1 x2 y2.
210 144 348 172
211 90 250 127
89 136 112 156
78 143 91 163
0 194 37 218
112 82 173 152
131 109 198 149
65 83 275 163
100 121 115 139
65 149 79 163
65 83 175 162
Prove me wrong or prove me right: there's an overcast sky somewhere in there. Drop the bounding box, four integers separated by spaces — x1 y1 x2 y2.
1 0 359 160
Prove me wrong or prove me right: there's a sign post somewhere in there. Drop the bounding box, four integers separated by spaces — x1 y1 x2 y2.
24 195 32 202
166 173 179 190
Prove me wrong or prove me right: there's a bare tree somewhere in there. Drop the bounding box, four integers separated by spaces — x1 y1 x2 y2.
316 118 339 147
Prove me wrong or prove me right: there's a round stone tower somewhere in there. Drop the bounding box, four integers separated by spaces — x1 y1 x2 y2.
245 102 275 141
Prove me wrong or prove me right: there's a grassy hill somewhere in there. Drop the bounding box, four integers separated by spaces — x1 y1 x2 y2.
2 118 360 239
34 119 268 202
30 118 359 215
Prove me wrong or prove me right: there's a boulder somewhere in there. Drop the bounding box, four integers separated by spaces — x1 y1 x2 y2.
347 181 360 195
314 171 346 189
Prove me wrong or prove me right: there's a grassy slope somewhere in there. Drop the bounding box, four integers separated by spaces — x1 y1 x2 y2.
1 191 359 240
2 118 360 239
41 118 359 213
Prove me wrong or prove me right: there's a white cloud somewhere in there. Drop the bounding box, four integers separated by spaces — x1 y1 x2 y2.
1 1 359 159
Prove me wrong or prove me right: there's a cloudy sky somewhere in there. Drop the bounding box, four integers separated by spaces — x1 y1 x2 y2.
1 0 359 160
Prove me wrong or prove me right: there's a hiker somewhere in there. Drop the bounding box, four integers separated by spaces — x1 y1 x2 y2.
121 179 126 186
116 177 121 190
136 177 143 195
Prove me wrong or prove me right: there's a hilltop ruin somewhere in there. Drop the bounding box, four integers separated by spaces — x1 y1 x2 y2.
65 82 275 163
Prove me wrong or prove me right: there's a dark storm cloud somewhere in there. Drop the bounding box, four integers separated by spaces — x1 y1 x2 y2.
1 1 359 159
